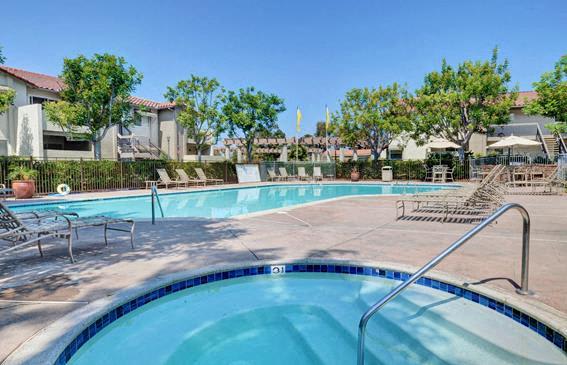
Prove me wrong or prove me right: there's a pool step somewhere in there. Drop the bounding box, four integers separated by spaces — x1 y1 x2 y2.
354 281 546 365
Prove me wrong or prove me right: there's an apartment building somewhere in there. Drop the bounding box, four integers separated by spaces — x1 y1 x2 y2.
0 65 222 161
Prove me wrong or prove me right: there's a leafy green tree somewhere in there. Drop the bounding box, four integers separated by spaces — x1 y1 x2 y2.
335 83 412 161
315 121 326 137
0 45 16 114
524 55 567 135
411 48 517 151
222 87 286 163
289 144 308 161
164 76 226 162
44 53 142 159
257 127 286 138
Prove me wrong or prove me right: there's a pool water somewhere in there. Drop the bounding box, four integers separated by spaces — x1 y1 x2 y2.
68 273 566 365
11 184 454 219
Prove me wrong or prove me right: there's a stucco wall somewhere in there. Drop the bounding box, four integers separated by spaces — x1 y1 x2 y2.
15 104 43 157
159 119 179 159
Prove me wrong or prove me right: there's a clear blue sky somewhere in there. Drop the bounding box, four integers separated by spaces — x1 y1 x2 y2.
2 0 566 137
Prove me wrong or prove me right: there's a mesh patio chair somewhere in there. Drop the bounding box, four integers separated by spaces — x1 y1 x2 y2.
176 169 206 187
0 202 135 263
194 168 224 185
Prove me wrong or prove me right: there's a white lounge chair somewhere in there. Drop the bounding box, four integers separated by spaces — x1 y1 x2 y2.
313 167 323 181
278 167 296 181
297 167 311 181
176 169 206 187
267 169 283 181
146 169 187 189
195 168 223 185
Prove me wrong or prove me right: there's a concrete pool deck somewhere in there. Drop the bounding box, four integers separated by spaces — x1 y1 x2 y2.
0 185 566 361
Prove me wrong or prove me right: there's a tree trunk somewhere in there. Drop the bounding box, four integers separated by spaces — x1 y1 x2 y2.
93 140 102 160
246 143 253 163
197 148 202 163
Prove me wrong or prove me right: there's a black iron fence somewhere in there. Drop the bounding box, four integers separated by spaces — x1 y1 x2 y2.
0 157 237 195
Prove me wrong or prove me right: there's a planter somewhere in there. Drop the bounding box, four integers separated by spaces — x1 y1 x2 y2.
350 170 360 182
12 180 36 199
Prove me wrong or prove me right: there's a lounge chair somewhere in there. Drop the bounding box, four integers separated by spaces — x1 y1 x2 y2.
278 167 297 181
396 165 506 221
194 168 223 185
267 169 283 181
506 166 565 194
297 167 311 181
423 165 433 182
0 202 135 263
146 169 187 189
176 169 206 187
313 167 323 181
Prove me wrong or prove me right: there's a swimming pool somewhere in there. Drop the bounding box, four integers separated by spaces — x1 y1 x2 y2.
61 265 566 365
10 184 455 219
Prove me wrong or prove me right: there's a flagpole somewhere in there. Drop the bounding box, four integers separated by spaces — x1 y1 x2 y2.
325 105 329 153
296 107 299 168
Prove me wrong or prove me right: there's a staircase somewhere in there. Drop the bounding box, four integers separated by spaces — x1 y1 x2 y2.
543 136 559 158
117 133 165 160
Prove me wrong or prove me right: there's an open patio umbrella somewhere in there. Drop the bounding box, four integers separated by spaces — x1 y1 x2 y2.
426 138 461 164
487 135 541 159
487 135 541 149
425 138 461 150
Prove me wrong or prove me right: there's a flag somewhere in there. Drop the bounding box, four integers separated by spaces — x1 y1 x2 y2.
325 105 330 131
296 107 302 133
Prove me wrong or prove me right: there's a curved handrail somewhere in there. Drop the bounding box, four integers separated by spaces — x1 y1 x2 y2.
357 203 531 365
151 185 165 224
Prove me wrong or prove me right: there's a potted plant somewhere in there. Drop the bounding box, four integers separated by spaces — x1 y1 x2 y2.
350 166 360 182
8 166 38 199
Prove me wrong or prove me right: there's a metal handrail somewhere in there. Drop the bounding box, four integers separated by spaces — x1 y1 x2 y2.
357 203 531 365
151 185 164 224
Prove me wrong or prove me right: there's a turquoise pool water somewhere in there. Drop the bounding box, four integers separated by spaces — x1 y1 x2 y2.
11 184 454 219
68 273 566 365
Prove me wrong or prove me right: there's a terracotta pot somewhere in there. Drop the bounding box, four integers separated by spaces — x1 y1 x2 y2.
12 180 36 199
350 170 360 182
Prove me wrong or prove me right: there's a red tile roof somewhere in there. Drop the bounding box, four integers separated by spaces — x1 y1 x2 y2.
513 91 538 107
0 65 174 109
329 149 372 157
0 65 65 92
127 96 175 110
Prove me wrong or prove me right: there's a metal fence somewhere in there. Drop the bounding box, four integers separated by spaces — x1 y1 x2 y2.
469 155 556 168
558 154 567 180
0 157 237 195
258 161 337 181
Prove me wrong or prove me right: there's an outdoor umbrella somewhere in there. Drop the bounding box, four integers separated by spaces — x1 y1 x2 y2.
425 138 461 164
487 135 541 149
425 138 461 149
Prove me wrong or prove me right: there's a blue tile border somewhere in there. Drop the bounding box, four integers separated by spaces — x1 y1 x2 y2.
55 263 566 364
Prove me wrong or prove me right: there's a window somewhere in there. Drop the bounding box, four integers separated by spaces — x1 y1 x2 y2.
43 135 91 151
29 96 56 105
389 149 403 160
0 140 7 155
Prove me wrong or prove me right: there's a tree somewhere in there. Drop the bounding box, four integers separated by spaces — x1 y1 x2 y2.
411 48 517 152
524 55 567 135
0 45 16 114
289 144 308 161
164 76 226 162
315 121 326 137
335 83 412 162
0 45 5 64
44 53 142 159
222 87 286 163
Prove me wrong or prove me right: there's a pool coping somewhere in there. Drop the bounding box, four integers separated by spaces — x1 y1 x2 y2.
3 258 566 365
